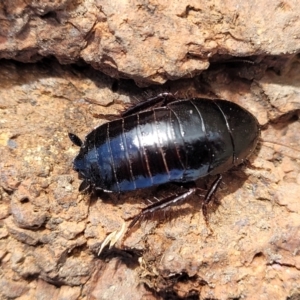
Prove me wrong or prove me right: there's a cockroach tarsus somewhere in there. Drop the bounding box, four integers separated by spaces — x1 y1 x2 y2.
69 92 260 236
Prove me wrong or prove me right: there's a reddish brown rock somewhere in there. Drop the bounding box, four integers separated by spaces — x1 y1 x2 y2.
89 259 156 300
35 279 59 300
5 217 40 246
10 179 48 229
1 1 300 84
0 278 29 299
0 33 300 300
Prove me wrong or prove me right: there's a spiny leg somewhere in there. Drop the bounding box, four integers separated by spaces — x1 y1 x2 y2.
122 175 223 242
202 174 223 226
127 188 197 231
121 92 177 117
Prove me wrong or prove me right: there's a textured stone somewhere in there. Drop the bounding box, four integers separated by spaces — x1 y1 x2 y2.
35 279 59 300
0 39 300 299
89 259 155 300
0 278 29 299
5 217 40 246
0 1 300 84
10 179 48 229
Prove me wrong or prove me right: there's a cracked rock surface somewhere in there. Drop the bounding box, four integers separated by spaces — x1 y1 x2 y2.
1 57 300 299
1 1 300 299
1 1 300 85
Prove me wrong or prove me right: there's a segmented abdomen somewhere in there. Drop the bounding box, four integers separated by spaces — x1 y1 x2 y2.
90 99 235 192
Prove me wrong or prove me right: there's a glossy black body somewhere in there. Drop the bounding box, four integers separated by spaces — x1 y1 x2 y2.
71 98 260 192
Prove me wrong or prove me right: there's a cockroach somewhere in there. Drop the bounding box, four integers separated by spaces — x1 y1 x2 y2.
69 93 260 229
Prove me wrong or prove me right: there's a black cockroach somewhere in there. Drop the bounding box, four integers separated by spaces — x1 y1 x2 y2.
69 93 260 229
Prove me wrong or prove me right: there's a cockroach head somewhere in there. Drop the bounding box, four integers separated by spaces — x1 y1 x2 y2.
69 132 105 193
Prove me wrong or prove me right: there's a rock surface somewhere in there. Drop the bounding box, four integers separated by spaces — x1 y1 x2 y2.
1 1 300 85
1 1 300 299
1 57 300 299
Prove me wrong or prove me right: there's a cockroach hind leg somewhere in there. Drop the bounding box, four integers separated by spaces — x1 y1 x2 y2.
201 174 223 233
123 214 142 240
78 180 91 193
201 201 213 234
120 177 221 242
123 188 197 241
121 92 177 117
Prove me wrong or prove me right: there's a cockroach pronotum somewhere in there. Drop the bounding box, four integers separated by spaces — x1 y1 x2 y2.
69 93 260 230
